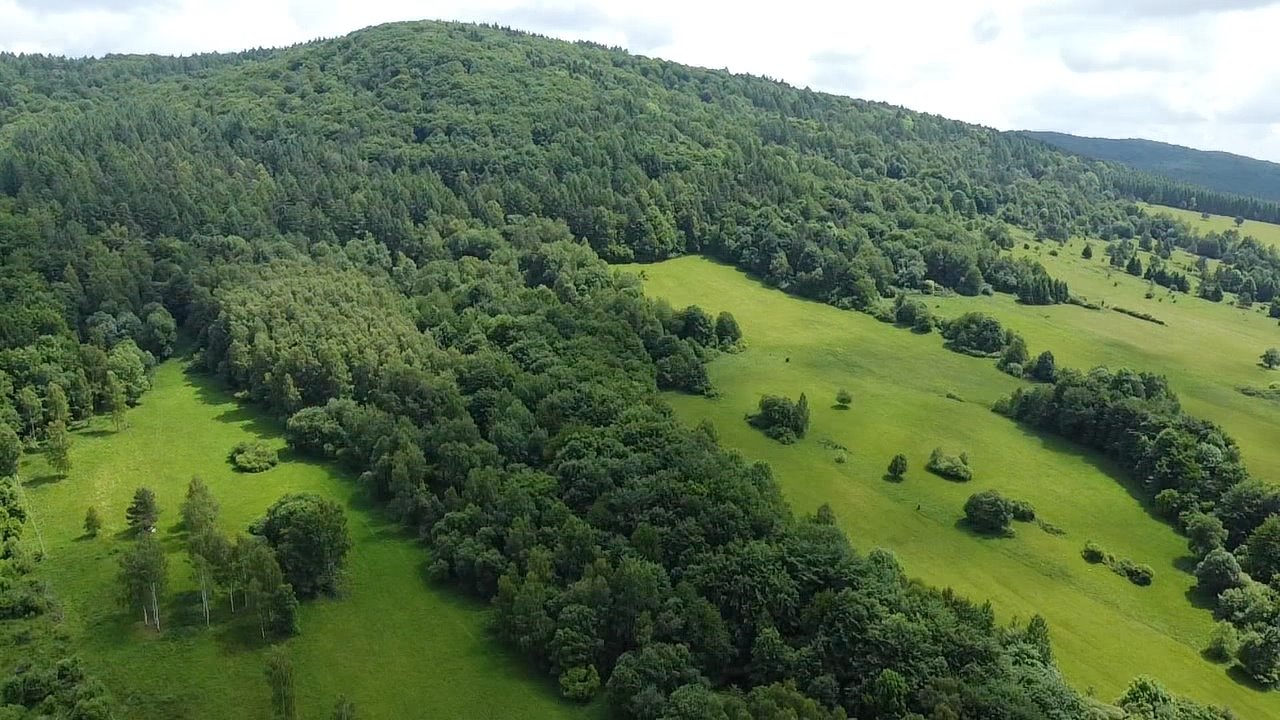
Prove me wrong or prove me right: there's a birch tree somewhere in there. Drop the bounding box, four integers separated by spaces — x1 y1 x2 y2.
118 534 168 630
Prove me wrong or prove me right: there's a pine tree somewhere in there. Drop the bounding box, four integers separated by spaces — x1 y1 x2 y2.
126 487 160 533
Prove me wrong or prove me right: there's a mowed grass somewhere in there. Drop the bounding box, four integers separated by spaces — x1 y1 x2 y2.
14 361 597 720
625 256 1280 716
1142 202 1280 251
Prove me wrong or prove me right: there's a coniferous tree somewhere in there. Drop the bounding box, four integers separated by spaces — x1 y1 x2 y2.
125 487 160 533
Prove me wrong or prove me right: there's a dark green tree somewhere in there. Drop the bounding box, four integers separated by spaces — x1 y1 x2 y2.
887 454 908 480
1262 348 1280 369
963 490 1012 534
44 420 72 476
265 648 298 720
251 493 352 598
83 506 102 538
125 487 160 533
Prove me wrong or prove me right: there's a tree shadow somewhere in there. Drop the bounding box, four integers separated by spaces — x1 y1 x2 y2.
952 518 1014 540
23 474 64 488
1183 584 1218 612
1227 664 1275 692
1173 555 1198 574
881 473 903 483
830 404 850 411
79 429 117 439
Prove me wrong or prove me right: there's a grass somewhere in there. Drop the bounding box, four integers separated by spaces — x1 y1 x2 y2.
625 256 1280 716
13 360 598 720
1142 202 1280 250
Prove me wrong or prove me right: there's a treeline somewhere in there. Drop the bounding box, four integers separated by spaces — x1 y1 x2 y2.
995 367 1280 685
1115 169 1280 225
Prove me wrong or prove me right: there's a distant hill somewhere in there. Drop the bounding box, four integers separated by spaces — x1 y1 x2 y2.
1022 131 1280 203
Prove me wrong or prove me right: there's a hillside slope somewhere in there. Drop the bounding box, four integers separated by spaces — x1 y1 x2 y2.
1024 130 1280 203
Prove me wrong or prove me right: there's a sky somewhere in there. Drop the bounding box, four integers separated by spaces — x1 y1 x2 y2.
3 0 1280 161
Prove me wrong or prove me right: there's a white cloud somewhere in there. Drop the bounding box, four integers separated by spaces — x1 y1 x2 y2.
1 0 1280 161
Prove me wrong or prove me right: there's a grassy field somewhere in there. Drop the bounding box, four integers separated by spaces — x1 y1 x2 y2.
626 256 1280 716
14 361 597 720
1142 202 1280 250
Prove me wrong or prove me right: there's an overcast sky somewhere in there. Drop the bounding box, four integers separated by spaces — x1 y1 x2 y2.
3 0 1280 161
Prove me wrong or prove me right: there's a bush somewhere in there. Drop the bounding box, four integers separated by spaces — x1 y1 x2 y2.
926 447 972 481
1081 541 1108 564
963 490 1012 535
1009 499 1036 522
747 394 809 443
942 313 1017 356
230 441 278 473
1115 559 1154 586
1205 621 1239 663
558 665 601 702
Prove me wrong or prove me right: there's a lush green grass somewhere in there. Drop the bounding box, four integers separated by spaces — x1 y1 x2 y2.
1142 202 1280 250
626 256 1280 716
14 361 597 720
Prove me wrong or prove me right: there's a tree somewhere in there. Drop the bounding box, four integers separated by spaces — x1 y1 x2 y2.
1262 348 1280 369
181 476 219 534
251 493 352 597
1235 215 1246 227
713 311 741 347
106 373 128 431
265 648 298 720
1183 511 1227 557
83 506 102 537
44 420 72 476
1194 547 1244 596
1245 514 1280 582
834 389 851 408
118 534 168 630
16 387 42 440
887 454 908 480
1205 621 1239 663
963 490 1012 534
1125 254 1143 276
1270 298 1280 319
1237 626 1280 687
125 487 160 533
1030 350 1057 383
1081 243 1093 259
0 423 19 478
45 384 69 427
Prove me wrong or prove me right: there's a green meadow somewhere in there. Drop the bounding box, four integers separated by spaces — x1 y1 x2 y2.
626 255 1280 716
14 361 597 720
1142 202 1280 250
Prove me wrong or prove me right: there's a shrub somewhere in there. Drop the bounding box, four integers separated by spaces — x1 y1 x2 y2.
1009 499 1036 522
1081 541 1108 564
926 447 972 481
230 441 278 473
1205 621 1239 663
942 312 1017 356
964 490 1012 535
1115 559 1154 586
747 393 809 443
835 389 852 408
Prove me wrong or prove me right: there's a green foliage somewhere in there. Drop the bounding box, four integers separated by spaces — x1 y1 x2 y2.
83 506 102 538
1182 511 1227 558
926 447 972 481
1205 622 1240 663
1009 499 1036 522
964 490 1012 535
887 453 908 480
124 487 159 533
942 313 1019 357
0 424 18 478
180 477 220 534
1081 541 1109 564
43 419 72 476
1262 348 1280 369
251 493 352 598
834 389 851 408
265 648 298 720
230 441 278 473
117 534 168 629
747 394 810 443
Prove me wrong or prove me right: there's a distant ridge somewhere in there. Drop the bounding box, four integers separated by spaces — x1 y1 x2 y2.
1021 130 1280 204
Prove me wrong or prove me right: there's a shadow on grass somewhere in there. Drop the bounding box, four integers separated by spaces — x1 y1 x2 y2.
1173 555 1199 574
830 404 849 411
952 518 1015 540
881 473 903 483
1183 584 1219 612
23 474 64 488
1227 664 1276 692
79 429 118 439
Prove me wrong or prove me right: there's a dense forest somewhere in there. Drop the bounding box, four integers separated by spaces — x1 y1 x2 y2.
1024 132 1280 204
0 20 1249 719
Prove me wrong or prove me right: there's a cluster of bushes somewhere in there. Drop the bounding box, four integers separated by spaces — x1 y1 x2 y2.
996 338 1058 382
926 447 972 481
229 441 278 473
746 393 810 444
962 490 1035 536
941 313 1020 357
890 296 934 333
1081 541 1155 586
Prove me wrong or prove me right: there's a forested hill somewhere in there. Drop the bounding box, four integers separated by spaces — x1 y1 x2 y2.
0 20 1140 306
1023 131 1280 202
0 20 1242 720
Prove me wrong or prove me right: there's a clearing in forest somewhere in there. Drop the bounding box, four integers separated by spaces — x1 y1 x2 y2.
12 360 598 720
628 255 1280 717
